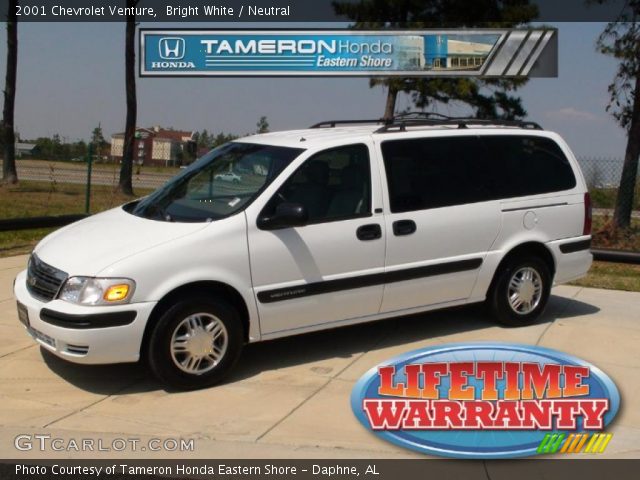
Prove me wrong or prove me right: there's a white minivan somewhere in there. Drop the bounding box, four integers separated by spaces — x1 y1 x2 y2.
14 117 593 389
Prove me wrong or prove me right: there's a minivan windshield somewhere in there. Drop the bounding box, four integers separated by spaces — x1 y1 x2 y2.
130 142 304 222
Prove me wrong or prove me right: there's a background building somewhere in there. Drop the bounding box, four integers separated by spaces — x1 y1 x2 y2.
110 126 195 167
425 35 495 70
14 142 36 158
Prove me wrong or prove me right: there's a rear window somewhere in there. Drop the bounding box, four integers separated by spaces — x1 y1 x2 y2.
381 135 576 213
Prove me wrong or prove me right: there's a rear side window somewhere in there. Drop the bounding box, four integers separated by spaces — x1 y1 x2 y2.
481 136 576 199
381 135 576 213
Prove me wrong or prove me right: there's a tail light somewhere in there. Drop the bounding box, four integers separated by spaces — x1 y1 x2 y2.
583 192 592 235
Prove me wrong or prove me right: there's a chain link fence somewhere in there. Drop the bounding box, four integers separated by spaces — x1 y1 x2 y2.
13 159 175 190
578 157 640 214
0 160 178 223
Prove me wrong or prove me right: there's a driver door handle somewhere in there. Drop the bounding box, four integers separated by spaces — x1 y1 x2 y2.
356 224 382 241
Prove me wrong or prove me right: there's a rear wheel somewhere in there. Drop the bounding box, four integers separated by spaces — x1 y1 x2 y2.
488 256 552 326
147 296 243 390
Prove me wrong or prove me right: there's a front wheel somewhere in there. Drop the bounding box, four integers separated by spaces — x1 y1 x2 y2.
147 297 243 390
488 256 552 327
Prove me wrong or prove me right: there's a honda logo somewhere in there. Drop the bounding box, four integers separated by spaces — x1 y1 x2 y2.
159 37 185 60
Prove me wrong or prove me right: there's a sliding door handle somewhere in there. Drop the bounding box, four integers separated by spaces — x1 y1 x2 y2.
393 220 417 236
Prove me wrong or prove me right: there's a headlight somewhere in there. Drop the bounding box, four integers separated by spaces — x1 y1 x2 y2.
58 277 136 306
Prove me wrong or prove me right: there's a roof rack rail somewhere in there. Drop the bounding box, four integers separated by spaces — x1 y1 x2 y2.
393 111 455 120
310 114 543 132
310 119 388 128
375 117 543 133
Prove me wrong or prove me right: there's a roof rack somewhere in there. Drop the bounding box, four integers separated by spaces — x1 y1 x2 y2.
310 119 388 128
375 115 543 133
310 113 543 132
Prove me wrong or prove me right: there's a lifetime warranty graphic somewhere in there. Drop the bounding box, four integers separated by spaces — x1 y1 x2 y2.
140 29 557 77
351 343 620 458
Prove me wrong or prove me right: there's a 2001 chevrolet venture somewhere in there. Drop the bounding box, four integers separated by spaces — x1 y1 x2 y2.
14 116 593 389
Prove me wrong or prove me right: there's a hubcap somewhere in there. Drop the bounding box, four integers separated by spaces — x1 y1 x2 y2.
507 267 543 315
170 313 228 375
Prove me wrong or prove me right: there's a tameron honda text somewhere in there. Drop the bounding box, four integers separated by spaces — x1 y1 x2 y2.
351 343 620 458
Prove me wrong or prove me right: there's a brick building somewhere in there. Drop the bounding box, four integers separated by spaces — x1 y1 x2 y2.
110 126 195 167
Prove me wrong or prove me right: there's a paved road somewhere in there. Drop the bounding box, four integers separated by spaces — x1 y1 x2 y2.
0 254 639 461
16 165 173 189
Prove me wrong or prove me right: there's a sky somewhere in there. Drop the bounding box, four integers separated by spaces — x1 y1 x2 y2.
0 21 628 158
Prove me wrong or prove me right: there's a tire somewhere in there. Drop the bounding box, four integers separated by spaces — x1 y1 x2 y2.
488 256 552 327
147 296 244 390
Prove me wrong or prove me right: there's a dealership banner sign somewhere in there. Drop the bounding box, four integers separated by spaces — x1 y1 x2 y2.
351 343 619 458
140 29 557 77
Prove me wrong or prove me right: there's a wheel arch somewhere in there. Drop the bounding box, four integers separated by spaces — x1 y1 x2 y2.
489 241 556 292
140 280 251 358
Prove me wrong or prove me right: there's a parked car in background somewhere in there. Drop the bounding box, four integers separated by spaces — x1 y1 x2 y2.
214 172 242 183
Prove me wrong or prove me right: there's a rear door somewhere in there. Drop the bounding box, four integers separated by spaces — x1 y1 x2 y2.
246 142 386 336
377 135 502 313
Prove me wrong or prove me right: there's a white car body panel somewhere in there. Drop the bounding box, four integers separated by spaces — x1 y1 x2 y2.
245 138 387 334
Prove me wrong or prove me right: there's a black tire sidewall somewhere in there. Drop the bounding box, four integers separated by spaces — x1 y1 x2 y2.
147 297 243 390
491 257 552 327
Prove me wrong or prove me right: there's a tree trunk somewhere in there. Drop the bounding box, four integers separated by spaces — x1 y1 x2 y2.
383 85 398 120
118 5 137 196
2 0 18 185
613 74 640 229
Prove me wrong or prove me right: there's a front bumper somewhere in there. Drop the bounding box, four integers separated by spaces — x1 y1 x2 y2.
14 270 157 365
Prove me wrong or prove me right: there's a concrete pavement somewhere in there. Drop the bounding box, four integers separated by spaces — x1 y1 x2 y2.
0 254 639 460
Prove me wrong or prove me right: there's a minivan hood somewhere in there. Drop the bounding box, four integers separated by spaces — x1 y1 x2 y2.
34 206 209 276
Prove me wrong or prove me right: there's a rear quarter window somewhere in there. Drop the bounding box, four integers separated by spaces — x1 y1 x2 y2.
381 135 577 214
481 135 576 199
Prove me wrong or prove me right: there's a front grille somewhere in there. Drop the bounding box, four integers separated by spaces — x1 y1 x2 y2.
26 254 68 302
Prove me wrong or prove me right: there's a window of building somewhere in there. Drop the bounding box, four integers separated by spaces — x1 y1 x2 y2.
451 57 460 67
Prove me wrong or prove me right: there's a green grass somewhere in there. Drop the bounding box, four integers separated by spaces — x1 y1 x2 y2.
0 181 152 218
590 186 640 210
570 261 640 292
0 228 57 257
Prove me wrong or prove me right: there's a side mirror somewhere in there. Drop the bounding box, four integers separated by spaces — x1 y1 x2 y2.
258 202 308 230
